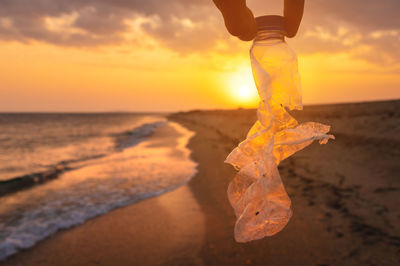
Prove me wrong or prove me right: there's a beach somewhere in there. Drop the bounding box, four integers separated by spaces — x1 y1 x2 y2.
2 100 399 265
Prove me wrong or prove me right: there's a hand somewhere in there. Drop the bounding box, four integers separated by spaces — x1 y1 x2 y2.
213 0 305 40
213 0 257 41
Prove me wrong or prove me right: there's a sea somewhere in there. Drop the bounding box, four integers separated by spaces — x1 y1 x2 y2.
0 113 197 261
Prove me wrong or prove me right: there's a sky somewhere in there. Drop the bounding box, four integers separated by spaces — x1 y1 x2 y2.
0 0 399 112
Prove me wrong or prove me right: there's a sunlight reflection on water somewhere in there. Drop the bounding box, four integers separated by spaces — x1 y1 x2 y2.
0 121 197 261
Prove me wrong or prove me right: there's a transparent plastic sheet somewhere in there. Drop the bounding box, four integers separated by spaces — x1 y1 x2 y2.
225 40 334 243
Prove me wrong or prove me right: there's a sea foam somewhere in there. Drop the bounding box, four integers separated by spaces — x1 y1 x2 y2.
0 120 197 261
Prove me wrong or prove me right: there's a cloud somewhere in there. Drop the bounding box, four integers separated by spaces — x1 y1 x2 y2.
295 1 400 63
0 0 221 49
306 0 400 31
0 0 399 63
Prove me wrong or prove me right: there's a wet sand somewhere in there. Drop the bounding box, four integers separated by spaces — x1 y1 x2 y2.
2 100 399 265
1 184 205 266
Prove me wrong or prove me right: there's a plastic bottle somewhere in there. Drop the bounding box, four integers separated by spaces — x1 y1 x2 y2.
225 16 334 242
250 16 302 128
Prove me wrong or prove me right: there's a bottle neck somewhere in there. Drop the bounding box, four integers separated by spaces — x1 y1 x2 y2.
254 30 285 44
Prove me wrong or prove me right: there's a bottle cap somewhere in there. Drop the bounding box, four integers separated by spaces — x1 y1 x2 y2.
255 15 286 34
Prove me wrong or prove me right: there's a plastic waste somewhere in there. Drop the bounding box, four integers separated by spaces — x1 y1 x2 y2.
225 17 334 243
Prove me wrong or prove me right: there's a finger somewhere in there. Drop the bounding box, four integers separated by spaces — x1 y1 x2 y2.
284 0 305 37
236 8 258 41
214 1 257 41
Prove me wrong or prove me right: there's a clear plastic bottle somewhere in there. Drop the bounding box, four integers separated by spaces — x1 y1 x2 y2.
250 20 302 129
225 16 334 243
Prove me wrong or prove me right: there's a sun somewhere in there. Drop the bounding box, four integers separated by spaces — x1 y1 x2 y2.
225 65 258 107
238 86 253 99
232 84 258 107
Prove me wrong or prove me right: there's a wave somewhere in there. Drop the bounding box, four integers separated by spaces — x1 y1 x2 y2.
0 121 197 261
0 121 166 198
113 121 166 149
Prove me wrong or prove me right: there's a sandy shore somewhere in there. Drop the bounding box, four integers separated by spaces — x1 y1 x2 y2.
2 100 399 265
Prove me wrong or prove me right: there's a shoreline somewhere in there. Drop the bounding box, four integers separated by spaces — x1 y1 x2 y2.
1 184 205 266
0 119 198 264
1 100 399 265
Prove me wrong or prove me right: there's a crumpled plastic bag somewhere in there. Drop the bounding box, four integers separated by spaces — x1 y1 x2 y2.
225 40 334 243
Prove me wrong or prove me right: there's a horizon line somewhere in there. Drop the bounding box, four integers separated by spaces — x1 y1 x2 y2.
0 98 399 114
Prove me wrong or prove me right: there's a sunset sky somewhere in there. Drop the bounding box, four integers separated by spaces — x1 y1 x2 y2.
0 0 399 112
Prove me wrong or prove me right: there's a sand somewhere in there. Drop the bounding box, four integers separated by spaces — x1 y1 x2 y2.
2 100 399 265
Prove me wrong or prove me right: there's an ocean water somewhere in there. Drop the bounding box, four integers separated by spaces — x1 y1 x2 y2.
0 113 197 260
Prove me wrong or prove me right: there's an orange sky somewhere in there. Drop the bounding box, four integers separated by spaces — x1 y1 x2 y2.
0 0 399 112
